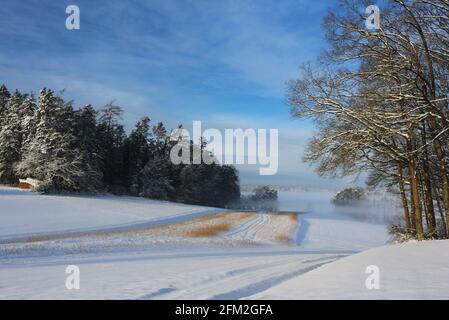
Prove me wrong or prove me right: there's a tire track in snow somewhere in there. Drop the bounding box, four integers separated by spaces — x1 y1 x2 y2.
210 257 341 300
223 213 269 241
139 259 292 300
156 255 341 300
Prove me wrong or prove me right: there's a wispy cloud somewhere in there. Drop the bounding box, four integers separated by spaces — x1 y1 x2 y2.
0 0 350 188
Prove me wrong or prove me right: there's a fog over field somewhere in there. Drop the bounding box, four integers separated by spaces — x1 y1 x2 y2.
278 189 402 224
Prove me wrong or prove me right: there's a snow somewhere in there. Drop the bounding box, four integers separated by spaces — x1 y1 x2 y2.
0 186 218 241
294 212 389 252
2 186 445 300
0 247 343 299
282 190 393 251
250 240 449 300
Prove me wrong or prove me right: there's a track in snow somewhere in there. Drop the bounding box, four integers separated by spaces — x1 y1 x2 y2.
157 255 341 300
223 214 269 242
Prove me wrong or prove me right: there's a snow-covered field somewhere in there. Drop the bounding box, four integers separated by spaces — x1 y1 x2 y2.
1 186 447 299
0 186 219 241
251 240 449 300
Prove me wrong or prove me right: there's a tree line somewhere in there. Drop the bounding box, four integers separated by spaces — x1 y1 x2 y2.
289 0 449 240
0 86 240 208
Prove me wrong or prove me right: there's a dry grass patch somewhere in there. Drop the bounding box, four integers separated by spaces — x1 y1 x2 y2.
288 213 298 223
26 235 52 243
182 211 256 238
185 221 234 237
9 211 257 245
254 213 299 245
274 234 292 243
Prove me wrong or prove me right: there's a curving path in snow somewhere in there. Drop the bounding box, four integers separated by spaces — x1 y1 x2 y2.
0 246 345 300
223 213 269 242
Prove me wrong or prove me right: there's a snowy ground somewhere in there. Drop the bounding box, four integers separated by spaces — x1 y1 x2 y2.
2 186 445 299
0 186 218 241
251 240 449 300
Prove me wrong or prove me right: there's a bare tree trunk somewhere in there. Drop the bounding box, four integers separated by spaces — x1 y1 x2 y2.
408 156 424 240
420 125 437 235
397 162 411 230
399 0 449 238
422 167 436 235
419 174 429 230
425 120 449 238
434 186 448 238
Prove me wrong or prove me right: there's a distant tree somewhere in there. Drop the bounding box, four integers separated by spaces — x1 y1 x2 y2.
139 157 175 200
211 165 240 208
124 116 151 194
253 186 278 200
152 122 168 158
177 162 240 207
96 103 126 192
73 104 103 192
239 185 278 211
333 187 366 205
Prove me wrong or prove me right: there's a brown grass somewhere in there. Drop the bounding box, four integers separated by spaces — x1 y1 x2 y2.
185 221 234 237
183 211 255 238
8 211 257 245
274 234 292 243
26 235 51 243
276 214 298 244
288 213 298 223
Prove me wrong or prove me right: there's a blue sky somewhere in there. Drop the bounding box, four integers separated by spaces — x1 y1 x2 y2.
0 0 359 189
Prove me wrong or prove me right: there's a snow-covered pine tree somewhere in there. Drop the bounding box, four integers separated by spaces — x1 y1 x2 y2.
0 85 10 123
211 165 240 208
0 85 242 206
73 104 103 192
139 156 175 200
0 90 25 184
17 95 37 168
16 89 85 192
152 122 168 157
96 103 126 192
178 163 211 205
124 116 151 194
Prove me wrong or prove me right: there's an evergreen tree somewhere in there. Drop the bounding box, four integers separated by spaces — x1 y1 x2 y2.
73 104 103 191
124 116 151 194
139 157 175 200
0 90 24 184
18 96 37 165
16 89 85 191
96 103 126 192
0 85 241 207
212 165 240 207
152 122 168 157
0 84 11 126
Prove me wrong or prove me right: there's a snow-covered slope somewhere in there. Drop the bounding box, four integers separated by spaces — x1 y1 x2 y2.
0 247 344 300
1 186 412 300
294 212 389 252
0 186 217 240
251 240 449 299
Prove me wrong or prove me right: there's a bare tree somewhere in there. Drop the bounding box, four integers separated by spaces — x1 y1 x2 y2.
289 0 449 240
